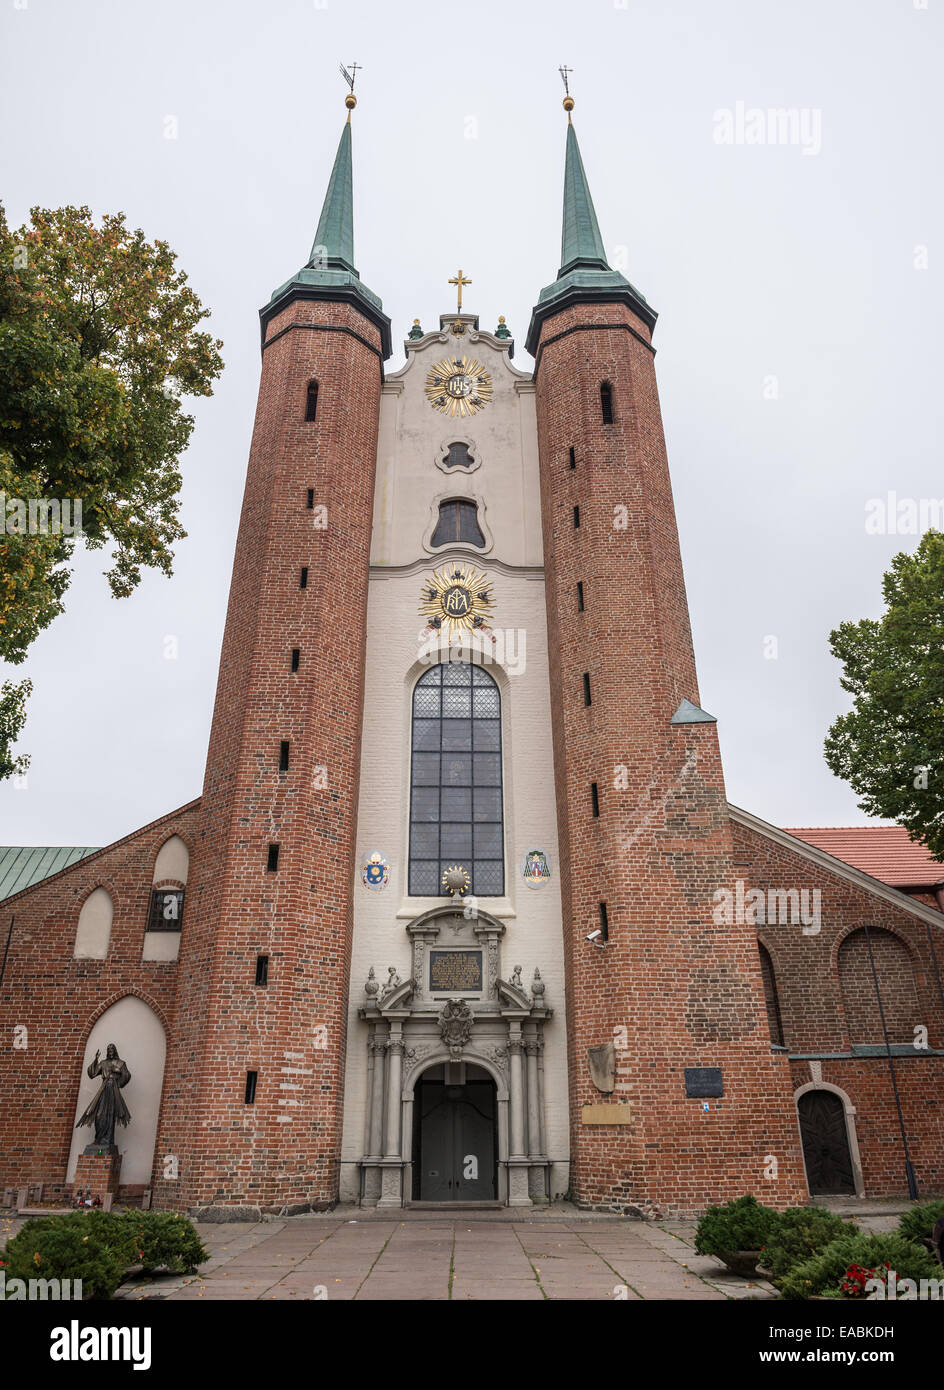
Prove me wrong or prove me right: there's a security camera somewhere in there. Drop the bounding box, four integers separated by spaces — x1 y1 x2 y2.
586 928 605 948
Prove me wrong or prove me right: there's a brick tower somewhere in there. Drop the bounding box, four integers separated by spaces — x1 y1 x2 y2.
526 99 808 1211
154 94 391 1211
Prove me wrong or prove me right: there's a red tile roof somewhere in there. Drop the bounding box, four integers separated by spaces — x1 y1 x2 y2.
785 826 944 889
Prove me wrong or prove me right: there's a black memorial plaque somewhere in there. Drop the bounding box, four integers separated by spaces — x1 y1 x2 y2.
684 1067 724 1098
429 950 483 993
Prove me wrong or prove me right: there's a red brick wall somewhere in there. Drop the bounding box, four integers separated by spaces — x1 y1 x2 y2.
153 296 384 1212
532 300 808 1213
736 817 944 1194
0 802 199 1197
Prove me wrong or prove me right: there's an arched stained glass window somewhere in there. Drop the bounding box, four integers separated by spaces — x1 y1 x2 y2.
409 662 504 897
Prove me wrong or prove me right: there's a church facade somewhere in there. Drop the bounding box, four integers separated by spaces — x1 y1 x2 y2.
2 94 943 1217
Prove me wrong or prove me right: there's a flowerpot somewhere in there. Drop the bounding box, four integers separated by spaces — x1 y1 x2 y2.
719 1249 763 1275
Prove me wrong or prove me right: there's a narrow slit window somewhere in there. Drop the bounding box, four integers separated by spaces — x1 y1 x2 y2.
583 673 592 706
255 955 269 987
305 381 318 422
577 581 585 612
267 844 280 872
291 648 300 672
279 741 290 772
599 902 609 941
600 382 614 425
573 505 580 529
569 446 576 470
300 567 308 589
244 1071 258 1104
306 488 315 509
591 782 600 817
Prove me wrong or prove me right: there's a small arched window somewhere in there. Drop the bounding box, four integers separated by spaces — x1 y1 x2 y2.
305 380 319 422
431 499 485 548
600 382 614 425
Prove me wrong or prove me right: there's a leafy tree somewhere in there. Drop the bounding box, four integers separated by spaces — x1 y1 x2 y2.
824 530 944 859
0 202 223 775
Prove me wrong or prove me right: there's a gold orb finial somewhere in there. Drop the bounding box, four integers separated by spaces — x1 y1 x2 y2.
345 92 357 111
563 95 574 113
498 315 506 324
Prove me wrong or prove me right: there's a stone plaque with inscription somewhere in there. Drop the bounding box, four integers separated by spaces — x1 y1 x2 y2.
684 1067 723 1098
429 950 483 993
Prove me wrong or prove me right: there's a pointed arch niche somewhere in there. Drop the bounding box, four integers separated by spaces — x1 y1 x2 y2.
66 995 167 1187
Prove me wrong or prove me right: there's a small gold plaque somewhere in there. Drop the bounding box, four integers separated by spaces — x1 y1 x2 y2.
581 1104 632 1126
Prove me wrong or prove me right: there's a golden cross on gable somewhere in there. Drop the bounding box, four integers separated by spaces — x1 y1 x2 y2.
448 269 471 312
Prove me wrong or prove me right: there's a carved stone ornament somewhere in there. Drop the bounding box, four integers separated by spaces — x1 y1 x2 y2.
365 966 380 1001
588 1042 616 1095
439 998 474 1061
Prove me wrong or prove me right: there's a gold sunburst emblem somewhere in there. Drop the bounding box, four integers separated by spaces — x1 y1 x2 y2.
425 355 492 417
442 865 471 896
420 563 494 637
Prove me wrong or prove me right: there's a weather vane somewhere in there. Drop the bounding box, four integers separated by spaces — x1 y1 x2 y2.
559 65 575 117
340 62 361 93
340 62 361 116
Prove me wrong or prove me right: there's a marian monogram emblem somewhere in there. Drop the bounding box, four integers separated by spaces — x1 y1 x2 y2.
425 356 492 418
420 564 494 637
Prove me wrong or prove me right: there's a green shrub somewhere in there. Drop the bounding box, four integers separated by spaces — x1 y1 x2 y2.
780 1233 941 1301
694 1194 778 1263
897 1199 944 1255
1 1211 130 1300
762 1206 856 1281
119 1209 207 1275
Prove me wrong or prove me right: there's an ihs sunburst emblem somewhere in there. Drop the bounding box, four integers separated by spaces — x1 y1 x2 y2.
425 356 492 417
420 564 494 637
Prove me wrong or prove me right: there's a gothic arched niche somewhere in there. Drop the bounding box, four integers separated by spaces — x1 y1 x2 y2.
152 834 189 885
838 927 918 1046
66 996 166 1186
73 887 113 960
758 942 785 1048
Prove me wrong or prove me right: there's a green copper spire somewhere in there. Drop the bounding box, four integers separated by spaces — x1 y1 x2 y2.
309 118 355 273
526 102 656 356
559 120 609 276
261 99 391 358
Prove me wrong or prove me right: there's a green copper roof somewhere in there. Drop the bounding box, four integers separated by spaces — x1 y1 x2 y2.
559 121 609 275
526 117 657 355
0 846 99 903
262 116 391 358
310 119 355 273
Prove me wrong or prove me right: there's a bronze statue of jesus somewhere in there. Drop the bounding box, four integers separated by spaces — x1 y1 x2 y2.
75 1043 131 1152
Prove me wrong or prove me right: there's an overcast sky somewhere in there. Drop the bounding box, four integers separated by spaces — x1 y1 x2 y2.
1 0 941 848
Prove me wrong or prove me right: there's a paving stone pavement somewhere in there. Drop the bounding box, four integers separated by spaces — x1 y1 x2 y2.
113 1213 777 1302
3 1198 912 1303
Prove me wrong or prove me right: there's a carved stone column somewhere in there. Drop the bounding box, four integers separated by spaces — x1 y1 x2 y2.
361 1025 387 1207
378 1023 405 1209
526 1035 548 1203
506 1024 532 1207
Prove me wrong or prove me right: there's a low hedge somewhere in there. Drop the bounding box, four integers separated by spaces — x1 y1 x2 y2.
780 1233 941 1301
2 1210 130 1300
761 1205 855 1282
897 1199 944 1257
1 1208 207 1299
694 1194 777 1265
119 1209 207 1275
